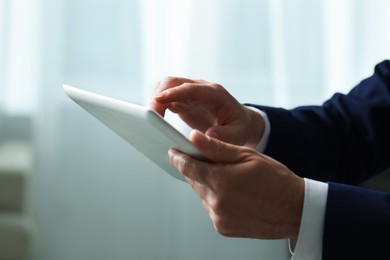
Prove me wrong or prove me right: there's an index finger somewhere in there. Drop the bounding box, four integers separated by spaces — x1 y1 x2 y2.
148 77 197 116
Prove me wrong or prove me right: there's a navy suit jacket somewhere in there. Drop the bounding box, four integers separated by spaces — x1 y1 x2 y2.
250 60 390 259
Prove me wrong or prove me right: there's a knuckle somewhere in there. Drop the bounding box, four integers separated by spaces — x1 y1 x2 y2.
212 215 224 231
208 194 229 218
201 200 209 212
186 177 197 190
181 82 193 88
209 82 223 90
213 217 233 237
219 230 235 238
209 83 229 96
195 79 208 84
177 156 191 175
170 152 191 176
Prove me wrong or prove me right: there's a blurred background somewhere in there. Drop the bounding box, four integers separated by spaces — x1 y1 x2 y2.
0 0 390 259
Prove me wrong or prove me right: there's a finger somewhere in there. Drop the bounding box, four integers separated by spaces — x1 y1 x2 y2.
168 148 212 185
155 82 231 105
153 77 197 102
148 82 168 117
148 77 197 116
190 130 250 164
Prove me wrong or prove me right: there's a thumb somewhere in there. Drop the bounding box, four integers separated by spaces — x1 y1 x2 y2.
190 130 248 163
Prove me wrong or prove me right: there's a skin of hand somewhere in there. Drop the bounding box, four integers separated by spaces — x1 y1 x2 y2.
169 130 305 240
149 77 264 149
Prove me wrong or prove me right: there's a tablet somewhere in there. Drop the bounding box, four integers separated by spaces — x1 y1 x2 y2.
63 84 206 182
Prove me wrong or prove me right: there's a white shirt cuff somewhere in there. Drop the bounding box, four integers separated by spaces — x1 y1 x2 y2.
246 106 270 153
291 178 328 260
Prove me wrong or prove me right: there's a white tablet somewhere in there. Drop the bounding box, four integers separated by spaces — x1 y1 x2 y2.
63 84 206 182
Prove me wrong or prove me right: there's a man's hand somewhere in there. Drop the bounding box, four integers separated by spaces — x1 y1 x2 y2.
169 130 304 240
149 77 264 149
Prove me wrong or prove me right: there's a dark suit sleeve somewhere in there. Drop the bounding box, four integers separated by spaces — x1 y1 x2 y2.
247 60 390 259
322 182 390 259
251 60 390 184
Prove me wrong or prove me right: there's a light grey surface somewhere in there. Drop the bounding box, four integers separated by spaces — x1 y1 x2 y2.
0 141 32 259
0 109 3 141
1 115 32 142
0 213 32 259
0 141 31 212
0 116 32 220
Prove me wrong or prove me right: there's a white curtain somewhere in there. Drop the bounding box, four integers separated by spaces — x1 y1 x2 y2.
1 0 390 259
